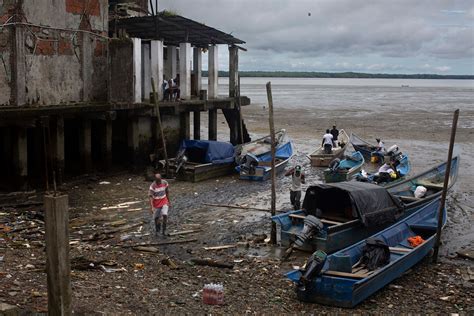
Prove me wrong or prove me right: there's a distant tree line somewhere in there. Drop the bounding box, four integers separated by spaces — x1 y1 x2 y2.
201 71 473 80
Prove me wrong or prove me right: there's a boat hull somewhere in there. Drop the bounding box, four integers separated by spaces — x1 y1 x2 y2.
310 130 350 167
239 156 291 181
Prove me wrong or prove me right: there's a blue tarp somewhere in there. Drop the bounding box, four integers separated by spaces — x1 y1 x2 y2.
179 140 235 165
257 141 293 162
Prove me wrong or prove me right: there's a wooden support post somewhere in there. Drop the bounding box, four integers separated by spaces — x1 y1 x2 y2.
433 109 459 262
127 117 139 166
208 109 217 141
50 117 65 185
180 112 190 140
13 127 28 188
44 194 71 316
79 119 92 172
266 82 277 244
193 111 201 140
101 119 113 170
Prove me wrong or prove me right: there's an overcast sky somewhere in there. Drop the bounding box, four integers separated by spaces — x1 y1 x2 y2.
157 0 474 75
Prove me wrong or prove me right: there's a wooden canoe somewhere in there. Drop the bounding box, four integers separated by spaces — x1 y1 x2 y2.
309 129 350 167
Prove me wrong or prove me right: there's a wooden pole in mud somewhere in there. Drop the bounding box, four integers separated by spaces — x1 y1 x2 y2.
151 78 170 177
433 109 459 263
266 82 277 244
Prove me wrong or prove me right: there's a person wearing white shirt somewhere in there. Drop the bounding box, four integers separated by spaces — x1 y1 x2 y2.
321 129 334 154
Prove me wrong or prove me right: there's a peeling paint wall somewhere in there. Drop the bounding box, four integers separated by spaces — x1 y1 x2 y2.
1 0 110 106
109 38 134 103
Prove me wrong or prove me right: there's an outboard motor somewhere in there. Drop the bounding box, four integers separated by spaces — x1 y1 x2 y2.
328 158 340 172
297 250 327 291
241 153 259 175
294 215 324 248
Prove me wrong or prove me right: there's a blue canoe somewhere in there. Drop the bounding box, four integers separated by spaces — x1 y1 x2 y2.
356 153 411 186
350 133 379 160
272 156 459 253
286 198 446 307
236 138 294 181
324 151 365 183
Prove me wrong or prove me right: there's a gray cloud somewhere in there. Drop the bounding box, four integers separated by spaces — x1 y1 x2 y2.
158 0 474 73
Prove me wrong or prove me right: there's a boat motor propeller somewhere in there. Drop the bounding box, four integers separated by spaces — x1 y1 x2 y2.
297 249 327 291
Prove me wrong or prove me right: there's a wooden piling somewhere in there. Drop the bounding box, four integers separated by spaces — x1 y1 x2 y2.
266 82 277 244
433 109 459 262
44 194 71 316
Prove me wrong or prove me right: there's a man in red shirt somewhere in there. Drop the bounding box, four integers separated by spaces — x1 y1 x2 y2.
148 173 170 236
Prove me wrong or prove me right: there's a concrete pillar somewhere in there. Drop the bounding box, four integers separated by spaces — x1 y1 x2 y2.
101 119 113 169
79 119 92 172
13 25 26 106
229 46 239 98
127 117 139 164
208 45 219 99
208 109 217 141
193 47 202 96
13 127 27 187
151 40 164 100
44 194 71 316
81 33 93 101
50 117 65 185
180 112 190 140
166 45 177 79
179 42 192 100
193 111 201 140
141 42 151 101
132 38 142 103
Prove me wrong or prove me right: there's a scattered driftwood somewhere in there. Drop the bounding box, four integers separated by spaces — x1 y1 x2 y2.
203 245 237 251
161 257 178 269
133 246 159 253
457 250 474 261
203 203 270 212
0 201 43 208
126 238 198 248
167 229 201 237
103 222 144 234
190 258 234 269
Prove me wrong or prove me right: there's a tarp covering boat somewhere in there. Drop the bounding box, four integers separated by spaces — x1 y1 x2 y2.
178 140 235 165
302 182 403 227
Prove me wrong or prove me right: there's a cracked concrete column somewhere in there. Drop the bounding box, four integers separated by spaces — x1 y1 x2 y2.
151 40 164 100
179 42 191 100
132 38 142 103
193 47 202 96
141 42 151 101
208 109 217 140
208 45 219 99
166 45 177 80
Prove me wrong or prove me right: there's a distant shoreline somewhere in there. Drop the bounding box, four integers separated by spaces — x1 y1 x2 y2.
202 71 473 80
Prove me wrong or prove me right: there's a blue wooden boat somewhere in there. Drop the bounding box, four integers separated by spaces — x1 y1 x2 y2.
356 153 411 186
350 133 378 160
272 156 459 253
236 130 294 181
286 198 446 307
323 151 365 183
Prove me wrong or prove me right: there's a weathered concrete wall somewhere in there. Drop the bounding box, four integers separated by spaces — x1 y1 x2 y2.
2 0 109 106
0 28 12 105
109 38 134 103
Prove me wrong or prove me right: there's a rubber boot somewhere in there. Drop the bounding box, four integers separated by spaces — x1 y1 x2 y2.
155 219 161 236
162 216 167 236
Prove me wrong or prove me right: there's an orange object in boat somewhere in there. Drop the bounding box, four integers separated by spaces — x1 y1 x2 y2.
408 235 424 247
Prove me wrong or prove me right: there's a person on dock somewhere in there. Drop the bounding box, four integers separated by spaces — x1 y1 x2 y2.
162 76 170 101
170 74 181 101
148 173 170 236
330 125 339 142
285 165 306 210
322 129 334 154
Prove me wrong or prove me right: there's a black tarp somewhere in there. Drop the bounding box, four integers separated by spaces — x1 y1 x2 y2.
302 182 404 227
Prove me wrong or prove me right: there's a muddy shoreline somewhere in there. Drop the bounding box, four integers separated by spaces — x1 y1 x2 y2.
1 104 473 314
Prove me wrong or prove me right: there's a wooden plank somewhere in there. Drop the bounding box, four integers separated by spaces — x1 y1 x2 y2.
323 270 368 279
203 203 270 212
167 229 200 236
126 238 198 248
389 247 412 253
288 214 343 225
203 244 236 250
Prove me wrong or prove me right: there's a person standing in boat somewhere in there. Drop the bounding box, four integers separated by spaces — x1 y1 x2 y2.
375 138 385 153
322 129 334 154
285 165 306 210
330 125 339 143
148 173 171 236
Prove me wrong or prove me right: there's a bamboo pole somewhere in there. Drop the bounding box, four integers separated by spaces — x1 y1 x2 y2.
432 109 459 263
151 78 170 177
266 82 277 244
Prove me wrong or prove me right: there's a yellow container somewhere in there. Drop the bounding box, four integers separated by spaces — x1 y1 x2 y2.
370 156 379 163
